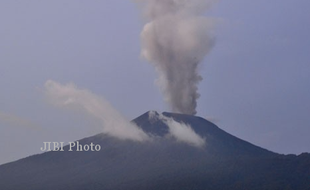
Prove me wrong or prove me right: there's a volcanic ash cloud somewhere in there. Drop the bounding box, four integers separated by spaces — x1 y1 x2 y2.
138 0 216 115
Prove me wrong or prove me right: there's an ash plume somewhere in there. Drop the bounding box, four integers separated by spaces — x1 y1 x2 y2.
137 0 216 115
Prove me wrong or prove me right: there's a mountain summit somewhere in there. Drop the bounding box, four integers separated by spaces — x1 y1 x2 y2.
0 111 309 190
135 111 273 156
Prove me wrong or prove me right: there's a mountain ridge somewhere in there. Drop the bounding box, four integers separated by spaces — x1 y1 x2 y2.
0 111 309 190
134 111 275 156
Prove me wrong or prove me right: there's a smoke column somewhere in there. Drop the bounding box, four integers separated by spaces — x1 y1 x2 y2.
137 0 216 115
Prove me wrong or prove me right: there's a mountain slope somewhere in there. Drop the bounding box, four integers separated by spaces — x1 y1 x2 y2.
0 111 309 190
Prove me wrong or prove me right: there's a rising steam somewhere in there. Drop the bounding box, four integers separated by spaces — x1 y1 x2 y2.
137 0 216 115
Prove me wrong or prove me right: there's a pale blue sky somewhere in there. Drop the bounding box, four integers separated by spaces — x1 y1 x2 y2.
0 0 309 164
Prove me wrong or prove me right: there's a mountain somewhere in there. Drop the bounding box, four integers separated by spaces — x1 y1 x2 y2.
0 111 309 190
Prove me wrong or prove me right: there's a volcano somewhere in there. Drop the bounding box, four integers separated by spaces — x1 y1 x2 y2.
0 111 309 190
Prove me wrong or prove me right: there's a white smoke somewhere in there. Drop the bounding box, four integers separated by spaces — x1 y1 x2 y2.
137 0 216 115
159 113 205 147
44 80 150 142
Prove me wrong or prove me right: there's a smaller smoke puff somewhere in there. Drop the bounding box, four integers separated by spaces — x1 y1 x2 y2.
138 0 216 115
44 80 150 142
149 111 205 147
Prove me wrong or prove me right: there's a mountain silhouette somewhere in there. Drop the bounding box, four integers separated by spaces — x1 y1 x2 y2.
0 111 309 190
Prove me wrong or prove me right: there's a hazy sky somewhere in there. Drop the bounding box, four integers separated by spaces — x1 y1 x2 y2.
1 0 309 165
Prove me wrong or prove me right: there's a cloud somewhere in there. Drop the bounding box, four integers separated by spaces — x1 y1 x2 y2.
44 80 150 142
159 113 205 147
